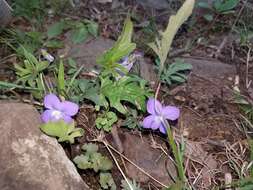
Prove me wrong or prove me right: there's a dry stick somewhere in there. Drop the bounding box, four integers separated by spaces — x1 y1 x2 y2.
102 140 134 190
155 82 161 99
101 140 168 188
246 47 252 89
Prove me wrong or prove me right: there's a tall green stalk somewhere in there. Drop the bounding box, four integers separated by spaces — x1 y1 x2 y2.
164 119 185 183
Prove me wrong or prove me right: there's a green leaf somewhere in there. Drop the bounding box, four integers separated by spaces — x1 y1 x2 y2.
40 120 84 144
161 59 192 86
68 58 77 68
99 172 116 190
71 26 88 44
121 179 143 190
57 59 65 95
73 155 92 169
44 40 64 48
96 17 136 71
213 0 239 13
82 143 99 154
91 152 113 172
74 143 113 172
47 20 66 38
203 14 214 21
87 22 98 37
95 111 118 132
36 61 50 72
100 76 153 114
197 2 211 9
148 0 195 74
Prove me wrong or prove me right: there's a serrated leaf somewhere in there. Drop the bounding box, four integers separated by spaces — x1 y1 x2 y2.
47 20 66 38
82 143 99 153
96 17 136 70
99 172 116 190
71 26 88 44
100 76 152 114
148 0 195 73
95 112 118 132
73 155 92 169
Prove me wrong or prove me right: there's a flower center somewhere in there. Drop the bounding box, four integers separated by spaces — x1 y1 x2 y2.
155 116 164 123
51 110 63 120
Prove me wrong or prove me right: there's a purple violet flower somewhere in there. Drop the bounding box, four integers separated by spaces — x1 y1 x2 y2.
142 98 180 134
41 94 79 123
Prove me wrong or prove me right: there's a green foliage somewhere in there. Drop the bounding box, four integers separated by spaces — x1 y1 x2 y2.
47 20 66 39
213 0 239 13
73 143 113 172
96 17 136 77
47 19 98 44
12 0 46 25
96 112 118 132
159 59 192 86
14 48 49 85
57 60 66 96
0 81 41 91
197 0 239 21
148 0 195 74
165 181 185 190
0 29 44 53
40 120 84 144
99 172 116 190
234 93 253 122
121 109 139 129
100 76 152 114
250 140 253 177
121 179 143 190
163 121 186 186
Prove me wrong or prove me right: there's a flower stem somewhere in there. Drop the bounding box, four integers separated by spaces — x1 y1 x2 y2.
163 119 185 183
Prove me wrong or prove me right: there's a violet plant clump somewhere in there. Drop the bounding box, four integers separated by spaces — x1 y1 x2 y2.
142 98 180 134
41 93 79 123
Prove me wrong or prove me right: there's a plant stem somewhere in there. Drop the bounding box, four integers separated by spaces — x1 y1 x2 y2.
164 119 185 182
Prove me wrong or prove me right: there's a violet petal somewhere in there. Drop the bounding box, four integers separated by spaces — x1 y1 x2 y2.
44 94 61 110
147 98 163 115
58 101 79 116
159 124 167 134
142 115 161 130
162 106 180 120
63 115 73 123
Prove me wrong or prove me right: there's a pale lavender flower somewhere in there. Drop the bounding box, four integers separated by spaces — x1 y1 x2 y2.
41 94 79 123
116 52 143 78
142 98 180 134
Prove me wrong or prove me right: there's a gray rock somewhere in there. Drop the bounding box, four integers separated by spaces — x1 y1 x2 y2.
183 57 236 78
0 0 12 27
58 36 114 71
136 0 170 10
0 103 89 190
